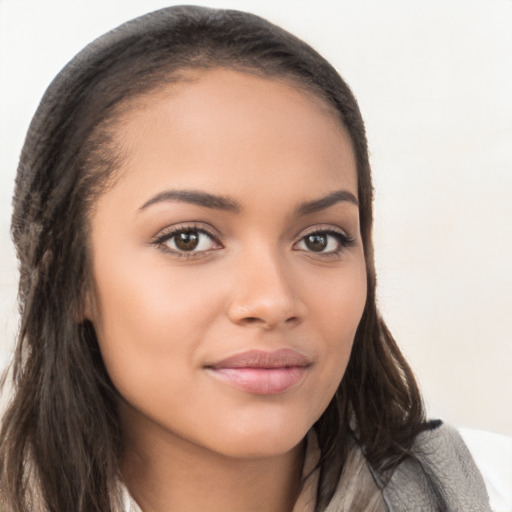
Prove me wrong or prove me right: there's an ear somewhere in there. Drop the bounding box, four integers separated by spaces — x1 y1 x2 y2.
83 293 94 322
77 282 97 324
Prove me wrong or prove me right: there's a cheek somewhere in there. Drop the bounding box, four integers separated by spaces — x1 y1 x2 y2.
305 258 367 344
89 252 226 397
299 257 367 404
93 243 223 332
324 279 366 343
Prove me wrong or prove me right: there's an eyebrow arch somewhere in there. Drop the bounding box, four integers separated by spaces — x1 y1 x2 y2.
296 190 359 216
139 189 241 213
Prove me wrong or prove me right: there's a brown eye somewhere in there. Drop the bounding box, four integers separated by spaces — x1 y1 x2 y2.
304 234 328 252
175 231 200 251
158 228 219 254
295 229 353 255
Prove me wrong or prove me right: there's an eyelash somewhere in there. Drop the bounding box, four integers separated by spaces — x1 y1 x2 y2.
151 224 222 259
294 227 356 258
151 224 356 259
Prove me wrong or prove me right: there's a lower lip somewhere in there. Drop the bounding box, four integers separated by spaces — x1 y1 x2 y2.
207 366 307 395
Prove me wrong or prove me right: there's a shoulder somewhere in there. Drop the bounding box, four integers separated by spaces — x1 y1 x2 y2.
379 421 492 512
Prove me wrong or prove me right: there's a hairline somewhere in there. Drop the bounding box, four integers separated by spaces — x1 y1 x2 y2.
82 61 353 213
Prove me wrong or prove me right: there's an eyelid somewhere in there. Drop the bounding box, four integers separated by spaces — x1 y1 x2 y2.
293 224 356 254
151 222 223 257
297 224 354 241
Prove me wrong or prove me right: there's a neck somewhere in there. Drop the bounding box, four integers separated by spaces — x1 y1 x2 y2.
120 405 305 512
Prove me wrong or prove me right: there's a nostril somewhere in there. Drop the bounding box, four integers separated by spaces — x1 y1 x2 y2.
237 315 299 328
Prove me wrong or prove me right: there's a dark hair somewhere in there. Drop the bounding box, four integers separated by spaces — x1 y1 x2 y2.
0 6 425 511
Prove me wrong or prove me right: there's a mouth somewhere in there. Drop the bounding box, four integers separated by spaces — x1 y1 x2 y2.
204 349 311 395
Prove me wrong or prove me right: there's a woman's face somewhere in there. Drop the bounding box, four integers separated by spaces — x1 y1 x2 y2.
87 69 367 459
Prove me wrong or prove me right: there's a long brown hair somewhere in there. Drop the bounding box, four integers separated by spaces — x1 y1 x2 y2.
0 6 425 511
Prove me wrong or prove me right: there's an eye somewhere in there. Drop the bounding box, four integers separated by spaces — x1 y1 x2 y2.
153 226 221 256
295 229 355 255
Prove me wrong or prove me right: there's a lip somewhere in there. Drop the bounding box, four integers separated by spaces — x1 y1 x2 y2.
205 349 311 395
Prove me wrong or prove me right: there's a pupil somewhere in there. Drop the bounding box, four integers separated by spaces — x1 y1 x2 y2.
306 234 327 252
176 231 199 251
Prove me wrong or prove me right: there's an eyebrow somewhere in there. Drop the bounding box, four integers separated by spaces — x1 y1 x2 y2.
139 190 241 212
138 188 358 215
295 190 359 216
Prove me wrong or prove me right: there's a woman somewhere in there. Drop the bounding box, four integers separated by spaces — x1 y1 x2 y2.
0 6 490 512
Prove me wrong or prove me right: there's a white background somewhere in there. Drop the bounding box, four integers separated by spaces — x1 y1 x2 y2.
0 0 511 438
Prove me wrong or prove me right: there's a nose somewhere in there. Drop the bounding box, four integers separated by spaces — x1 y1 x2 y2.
227 249 304 330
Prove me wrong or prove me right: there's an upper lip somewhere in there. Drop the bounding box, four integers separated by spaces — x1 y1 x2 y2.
207 349 311 369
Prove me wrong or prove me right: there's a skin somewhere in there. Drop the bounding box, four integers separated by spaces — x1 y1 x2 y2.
87 69 367 512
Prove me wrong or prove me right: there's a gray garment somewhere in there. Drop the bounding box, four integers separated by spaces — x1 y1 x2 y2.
300 422 491 512
378 423 492 512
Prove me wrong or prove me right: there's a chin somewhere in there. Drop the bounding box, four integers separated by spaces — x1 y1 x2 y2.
201 413 314 460
213 433 306 460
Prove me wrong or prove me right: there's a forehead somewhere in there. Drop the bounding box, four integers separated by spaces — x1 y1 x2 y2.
102 68 357 207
